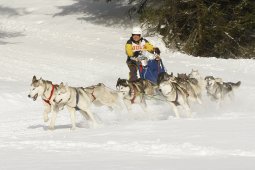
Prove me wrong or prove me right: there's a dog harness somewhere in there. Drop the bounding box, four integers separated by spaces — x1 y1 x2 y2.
130 83 143 104
82 86 97 102
74 89 81 111
171 89 180 106
171 83 189 106
43 84 55 105
130 86 137 104
164 83 180 106
90 88 96 102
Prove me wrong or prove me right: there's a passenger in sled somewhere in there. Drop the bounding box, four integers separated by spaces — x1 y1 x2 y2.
125 27 165 84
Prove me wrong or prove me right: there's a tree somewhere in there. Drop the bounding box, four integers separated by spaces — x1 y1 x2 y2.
108 0 255 58
141 0 255 58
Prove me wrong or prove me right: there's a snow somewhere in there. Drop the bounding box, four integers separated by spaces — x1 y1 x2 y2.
0 0 255 169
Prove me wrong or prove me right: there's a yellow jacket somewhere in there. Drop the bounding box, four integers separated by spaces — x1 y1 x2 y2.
125 37 155 57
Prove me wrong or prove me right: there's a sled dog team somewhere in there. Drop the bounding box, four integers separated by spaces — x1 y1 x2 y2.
28 70 241 130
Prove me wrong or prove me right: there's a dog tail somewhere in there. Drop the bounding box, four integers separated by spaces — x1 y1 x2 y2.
231 81 241 89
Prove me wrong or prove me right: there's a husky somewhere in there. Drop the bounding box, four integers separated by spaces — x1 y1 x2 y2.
53 82 98 129
188 69 206 89
116 78 156 112
28 76 64 129
157 72 191 118
204 76 241 107
176 73 202 104
88 83 123 112
53 82 121 130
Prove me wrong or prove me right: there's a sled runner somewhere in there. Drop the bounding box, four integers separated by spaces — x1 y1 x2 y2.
138 55 166 84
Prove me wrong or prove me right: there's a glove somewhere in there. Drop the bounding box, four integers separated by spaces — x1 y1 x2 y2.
154 47 160 55
133 51 141 57
155 55 161 60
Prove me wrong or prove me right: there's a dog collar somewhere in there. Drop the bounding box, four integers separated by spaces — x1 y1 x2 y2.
43 84 55 105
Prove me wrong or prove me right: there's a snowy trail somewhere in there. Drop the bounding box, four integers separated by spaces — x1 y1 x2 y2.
0 0 255 169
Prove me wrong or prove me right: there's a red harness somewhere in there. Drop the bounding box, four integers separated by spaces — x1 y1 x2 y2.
43 84 55 105
91 88 96 102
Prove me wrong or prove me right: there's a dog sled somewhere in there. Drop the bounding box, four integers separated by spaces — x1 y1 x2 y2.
138 54 166 84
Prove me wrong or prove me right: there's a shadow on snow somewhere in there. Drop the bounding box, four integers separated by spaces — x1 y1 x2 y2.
0 5 29 44
53 0 135 27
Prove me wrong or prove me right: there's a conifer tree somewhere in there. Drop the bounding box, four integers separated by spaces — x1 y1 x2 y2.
107 0 255 58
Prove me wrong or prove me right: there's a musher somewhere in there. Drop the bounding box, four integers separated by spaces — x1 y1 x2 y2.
125 27 161 81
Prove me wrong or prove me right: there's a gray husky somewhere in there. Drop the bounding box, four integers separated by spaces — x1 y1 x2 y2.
188 69 205 91
176 73 203 104
116 78 156 112
54 82 121 130
28 76 63 130
157 72 191 118
204 76 241 107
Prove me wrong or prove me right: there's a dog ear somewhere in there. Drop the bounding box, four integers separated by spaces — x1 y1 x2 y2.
169 77 176 83
97 83 103 86
163 73 169 80
60 82 64 87
32 75 36 82
170 72 173 77
215 78 223 84
164 73 170 81
39 77 43 84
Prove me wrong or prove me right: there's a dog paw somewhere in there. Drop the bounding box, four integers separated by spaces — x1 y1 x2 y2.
44 118 49 122
70 127 76 131
48 126 55 130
